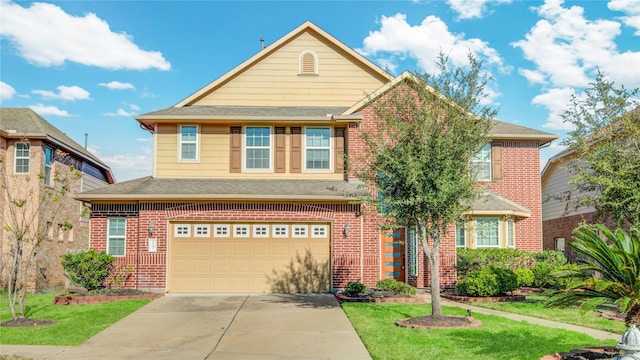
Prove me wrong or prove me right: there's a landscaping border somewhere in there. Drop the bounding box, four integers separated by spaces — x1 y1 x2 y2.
335 293 426 303
441 293 525 303
53 293 163 305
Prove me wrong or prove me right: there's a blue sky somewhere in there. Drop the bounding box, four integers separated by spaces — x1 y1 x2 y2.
1 0 639 181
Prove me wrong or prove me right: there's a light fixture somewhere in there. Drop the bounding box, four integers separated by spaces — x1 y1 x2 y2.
148 221 156 236
343 223 350 237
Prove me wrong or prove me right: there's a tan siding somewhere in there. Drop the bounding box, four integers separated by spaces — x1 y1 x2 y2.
542 160 595 221
193 32 387 107
81 174 109 192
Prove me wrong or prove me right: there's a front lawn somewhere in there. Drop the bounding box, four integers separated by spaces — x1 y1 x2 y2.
342 302 616 360
0 293 150 345
470 293 627 334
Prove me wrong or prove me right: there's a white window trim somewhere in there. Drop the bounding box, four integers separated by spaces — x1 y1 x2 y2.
44 146 54 185
475 217 500 248
178 125 199 161
194 224 210 238
298 50 319 75
507 219 515 248
234 224 250 238
14 142 30 174
253 224 269 238
303 126 332 172
311 225 328 238
107 218 126 257
243 126 273 171
456 223 467 249
471 143 492 181
272 225 289 238
174 224 191 237
292 225 308 238
214 224 230 238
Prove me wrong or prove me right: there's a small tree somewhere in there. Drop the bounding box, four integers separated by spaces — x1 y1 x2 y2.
560 71 640 231
357 54 496 317
1 147 82 319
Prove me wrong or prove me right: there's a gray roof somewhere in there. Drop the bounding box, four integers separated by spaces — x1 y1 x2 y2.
0 108 112 173
137 106 351 119
490 120 557 143
77 177 367 201
470 191 531 217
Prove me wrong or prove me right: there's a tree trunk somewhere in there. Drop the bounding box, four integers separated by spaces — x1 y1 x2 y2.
626 303 640 326
429 251 442 317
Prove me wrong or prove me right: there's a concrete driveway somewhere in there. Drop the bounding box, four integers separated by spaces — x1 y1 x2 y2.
3 294 371 360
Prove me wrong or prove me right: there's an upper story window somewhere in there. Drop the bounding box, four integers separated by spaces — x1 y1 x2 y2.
107 218 126 256
245 127 271 170
299 51 318 75
179 125 198 161
475 217 500 248
14 142 30 174
44 146 54 185
470 143 491 181
305 127 330 170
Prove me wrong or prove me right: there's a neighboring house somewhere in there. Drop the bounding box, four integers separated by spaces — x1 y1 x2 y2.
0 108 115 291
77 21 556 294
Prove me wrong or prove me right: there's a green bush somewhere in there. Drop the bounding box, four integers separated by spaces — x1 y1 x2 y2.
547 263 581 289
455 266 517 297
513 268 534 287
532 250 567 266
531 262 554 288
61 250 115 291
456 248 535 278
491 266 518 294
344 281 366 295
376 278 416 296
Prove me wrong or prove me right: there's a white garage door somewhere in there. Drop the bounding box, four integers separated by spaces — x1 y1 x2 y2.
168 222 331 293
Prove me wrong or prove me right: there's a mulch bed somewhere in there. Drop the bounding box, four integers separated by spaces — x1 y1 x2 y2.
540 346 620 360
1 318 57 327
336 289 425 303
53 288 163 305
396 315 482 329
441 292 526 303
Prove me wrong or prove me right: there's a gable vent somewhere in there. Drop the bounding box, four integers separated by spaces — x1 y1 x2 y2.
299 51 318 75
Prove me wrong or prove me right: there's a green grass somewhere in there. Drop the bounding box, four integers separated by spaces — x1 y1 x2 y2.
470 293 627 334
0 293 150 345
342 302 616 360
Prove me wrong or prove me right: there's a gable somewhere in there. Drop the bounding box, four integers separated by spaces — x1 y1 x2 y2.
181 24 391 108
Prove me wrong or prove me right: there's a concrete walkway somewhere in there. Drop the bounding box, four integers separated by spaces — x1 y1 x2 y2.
1 294 371 360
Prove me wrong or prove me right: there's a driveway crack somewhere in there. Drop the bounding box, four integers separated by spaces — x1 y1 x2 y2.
205 294 250 359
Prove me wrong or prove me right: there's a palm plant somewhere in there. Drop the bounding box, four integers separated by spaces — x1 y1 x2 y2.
546 224 640 326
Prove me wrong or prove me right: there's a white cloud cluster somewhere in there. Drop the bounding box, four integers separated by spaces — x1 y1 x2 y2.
0 81 16 101
88 145 152 181
33 85 90 101
609 0 640 35
0 1 171 70
512 0 640 130
447 0 513 20
29 104 71 117
103 102 141 117
99 81 135 90
359 13 507 75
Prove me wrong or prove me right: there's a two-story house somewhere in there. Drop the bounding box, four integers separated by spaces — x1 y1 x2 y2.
78 21 556 294
1 108 114 291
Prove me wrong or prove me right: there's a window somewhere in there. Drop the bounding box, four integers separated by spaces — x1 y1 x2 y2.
234 225 249 237
292 225 308 238
273 225 288 237
174 224 190 237
470 144 491 181
253 225 269 237
214 224 230 237
14 142 30 174
305 127 330 170
311 225 327 238
507 219 515 248
455 222 466 248
475 217 499 248
107 218 126 256
194 224 210 237
299 51 318 75
44 147 53 184
245 127 271 170
179 125 198 160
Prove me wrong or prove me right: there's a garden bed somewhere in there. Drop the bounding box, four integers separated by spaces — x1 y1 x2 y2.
540 346 619 360
53 289 163 305
441 292 526 303
336 291 425 303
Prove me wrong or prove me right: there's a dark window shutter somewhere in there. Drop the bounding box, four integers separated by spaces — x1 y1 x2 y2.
230 126 241 173
275 127 286 173
492 142 503 181
290 127 301 173
334 127 345 174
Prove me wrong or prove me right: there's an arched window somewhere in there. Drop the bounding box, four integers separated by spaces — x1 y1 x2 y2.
299 51 318 75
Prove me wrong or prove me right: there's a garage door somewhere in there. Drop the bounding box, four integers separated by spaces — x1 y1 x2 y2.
168 222 331 293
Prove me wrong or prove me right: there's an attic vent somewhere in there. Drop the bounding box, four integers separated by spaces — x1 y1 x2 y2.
299 51 318 75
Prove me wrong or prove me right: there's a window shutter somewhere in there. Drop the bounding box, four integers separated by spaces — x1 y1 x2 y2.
290 127 302 173
275 127 286 173
334 127 345 174
491 142 503 181
230 126 241 173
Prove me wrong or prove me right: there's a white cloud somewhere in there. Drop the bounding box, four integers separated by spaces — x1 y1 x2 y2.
29 104 71 117
360 14 507 75
98 81 135 90
512 0 640 89
531 87 576 130
103 103 140 117
0 1 170 70
608 0 640 35
446 0 512 20
0 81 16 100
88 145 152 182
32 85 90 101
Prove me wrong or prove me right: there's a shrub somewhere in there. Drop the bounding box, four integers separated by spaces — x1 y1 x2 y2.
456 248 534 278
61 250 115 291
513 268 534 287
343 281 366 295
455 266 517 297
376 278 417 296
491 266 518 294
547 263 581 289
531 262 555 288
532 250 567 266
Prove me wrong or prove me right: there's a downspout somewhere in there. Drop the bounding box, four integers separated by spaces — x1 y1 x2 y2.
360 211 364 281
136 201 140 290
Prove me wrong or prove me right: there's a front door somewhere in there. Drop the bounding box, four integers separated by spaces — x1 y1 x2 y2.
381 229 406 282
